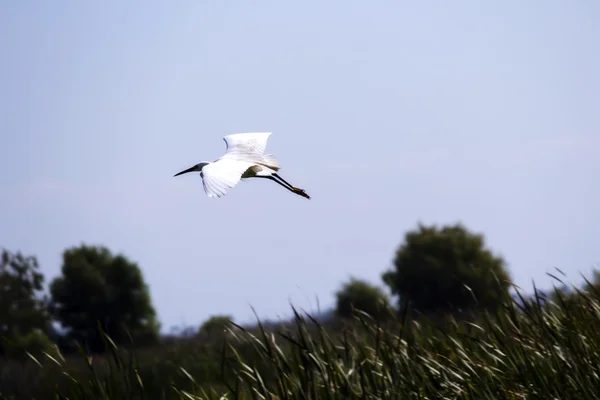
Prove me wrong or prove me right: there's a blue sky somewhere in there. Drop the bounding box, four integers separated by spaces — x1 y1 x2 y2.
1 1 599 332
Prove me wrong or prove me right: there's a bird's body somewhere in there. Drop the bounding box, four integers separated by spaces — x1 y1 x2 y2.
174 132 310 199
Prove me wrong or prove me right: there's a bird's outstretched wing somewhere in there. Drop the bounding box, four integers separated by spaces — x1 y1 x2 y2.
200 159 254 198
222 132 272 158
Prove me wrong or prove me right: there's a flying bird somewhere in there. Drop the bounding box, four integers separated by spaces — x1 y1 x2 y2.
174 132 310 199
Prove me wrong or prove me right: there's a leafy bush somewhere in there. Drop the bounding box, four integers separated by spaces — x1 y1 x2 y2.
382 222 512 315
2 330 55 360
334 277 392 321
49 244 159 353
0 248 51 355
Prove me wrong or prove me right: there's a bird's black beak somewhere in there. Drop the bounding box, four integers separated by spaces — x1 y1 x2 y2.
174 165 197 177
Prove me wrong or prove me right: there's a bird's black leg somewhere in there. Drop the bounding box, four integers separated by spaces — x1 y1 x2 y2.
255 176 310 199
270 175 295 191
256 176 295 193
273 173 311 199
272 173 297 189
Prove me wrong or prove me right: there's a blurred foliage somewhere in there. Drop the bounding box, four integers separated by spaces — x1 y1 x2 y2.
198 315 233 339
2 329 55 360
334 277 391 321
48 244 159 353
382 222 512 315
1 279 600 399
0 248 51 355
546 267 600 311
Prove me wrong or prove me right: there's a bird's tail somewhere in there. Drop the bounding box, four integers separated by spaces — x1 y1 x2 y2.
262 153 281 170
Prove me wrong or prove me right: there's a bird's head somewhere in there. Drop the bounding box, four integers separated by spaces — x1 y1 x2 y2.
174 162 209 177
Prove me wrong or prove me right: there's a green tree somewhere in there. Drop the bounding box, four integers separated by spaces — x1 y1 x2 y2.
198 314 233 340
0 248 51 355
335 277 392 321
4 330 55 359
382 223 511 315
49 244 159 352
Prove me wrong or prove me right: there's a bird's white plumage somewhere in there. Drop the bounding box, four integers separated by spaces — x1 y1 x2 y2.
221 132 272 158
199 133 277 198
200 159 255 198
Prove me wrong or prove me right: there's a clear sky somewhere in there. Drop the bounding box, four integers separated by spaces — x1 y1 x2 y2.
1 1 599 332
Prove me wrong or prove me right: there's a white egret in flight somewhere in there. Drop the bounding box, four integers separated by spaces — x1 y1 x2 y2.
174 132 310 199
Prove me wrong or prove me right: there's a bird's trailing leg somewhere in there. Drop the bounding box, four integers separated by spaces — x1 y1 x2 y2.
272 173 310 199
256 175 310 199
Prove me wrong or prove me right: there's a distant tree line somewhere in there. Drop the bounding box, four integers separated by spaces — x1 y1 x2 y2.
1 221 595 358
